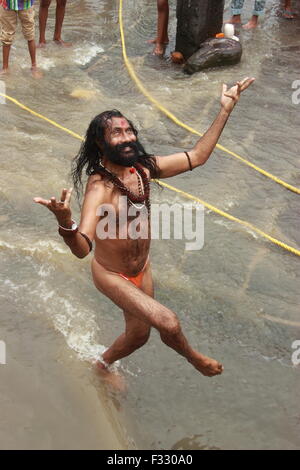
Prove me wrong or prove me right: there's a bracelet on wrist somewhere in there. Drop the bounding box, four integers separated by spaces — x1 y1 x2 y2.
58 220 78 237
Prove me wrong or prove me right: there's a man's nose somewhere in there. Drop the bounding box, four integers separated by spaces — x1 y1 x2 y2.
122 132 135 143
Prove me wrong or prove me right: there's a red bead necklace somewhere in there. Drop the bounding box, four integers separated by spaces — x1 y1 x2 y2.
96 161 151 211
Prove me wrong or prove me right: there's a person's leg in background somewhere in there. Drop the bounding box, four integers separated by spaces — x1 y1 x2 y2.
38 0 51 46
282 0 297 18
0 8 16 73
53 0 72 46
148 0 169 55
243 0 266 29
228 0 244 25
19 7 40 75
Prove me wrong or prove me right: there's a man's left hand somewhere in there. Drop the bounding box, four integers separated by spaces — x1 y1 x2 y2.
221 77 255 114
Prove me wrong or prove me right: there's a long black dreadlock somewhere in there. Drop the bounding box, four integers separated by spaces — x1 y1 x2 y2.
71 110 159 202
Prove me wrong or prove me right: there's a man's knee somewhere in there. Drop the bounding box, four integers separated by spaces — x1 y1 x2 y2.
159 315 181 337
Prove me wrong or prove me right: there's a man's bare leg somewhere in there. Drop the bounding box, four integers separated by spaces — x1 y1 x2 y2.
27 39 35 65
53 0 72 46
92 259 223 377
95 313 151 391
149 0 169 55
98 312 151 365
38 0 51 47
26 39 42 78
96 263 153 378
1 44 10 73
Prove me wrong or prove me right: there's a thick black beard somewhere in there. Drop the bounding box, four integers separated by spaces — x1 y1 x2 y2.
103 141 140 167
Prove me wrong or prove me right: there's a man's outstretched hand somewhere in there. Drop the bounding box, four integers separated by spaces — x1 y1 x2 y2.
221 77 255 114
33 187 73 227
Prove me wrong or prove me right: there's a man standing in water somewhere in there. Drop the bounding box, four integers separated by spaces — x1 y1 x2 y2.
38 0 71 47
228 0 266 29
34 77 254 382
148 0 169 55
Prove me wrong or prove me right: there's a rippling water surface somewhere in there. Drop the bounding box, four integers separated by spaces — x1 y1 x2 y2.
0 0 299 449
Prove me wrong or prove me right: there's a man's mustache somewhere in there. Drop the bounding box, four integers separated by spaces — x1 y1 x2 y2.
114 141 139 152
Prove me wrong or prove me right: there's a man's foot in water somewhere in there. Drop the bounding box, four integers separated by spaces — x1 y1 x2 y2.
95 360 127 392
227 14 242 25
31 65 43 79
0 67 9 76
152 42 167 55
243 15 259 29
53 38 72 47
188 350 224 377
37 40 47 48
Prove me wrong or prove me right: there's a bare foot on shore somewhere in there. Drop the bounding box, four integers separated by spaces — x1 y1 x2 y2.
95 360 127 392
152 43 166 55
188 351 224 377
243 16 259 29
31 66 43 79
227 15 242 25
0 68 9 76
37 41 47 48
54 39 72 47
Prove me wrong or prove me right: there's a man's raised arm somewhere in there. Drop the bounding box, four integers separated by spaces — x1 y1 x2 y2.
34 175 105 259
155 77 255 179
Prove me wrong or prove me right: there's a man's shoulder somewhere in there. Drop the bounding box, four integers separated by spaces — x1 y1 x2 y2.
81 174 108 209
87 173 104 186
84 173 106 195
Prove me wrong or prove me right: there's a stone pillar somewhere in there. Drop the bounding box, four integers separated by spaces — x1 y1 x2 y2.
175 0 225 60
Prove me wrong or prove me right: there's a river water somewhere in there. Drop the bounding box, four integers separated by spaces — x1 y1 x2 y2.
0 0 299 450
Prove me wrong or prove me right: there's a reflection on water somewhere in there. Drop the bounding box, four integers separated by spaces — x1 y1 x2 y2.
0 0 299 450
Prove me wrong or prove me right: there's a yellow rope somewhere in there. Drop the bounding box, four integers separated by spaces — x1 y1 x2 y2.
118 0 300 195
0 93 84 141
0 94 299 257
156 180 300 257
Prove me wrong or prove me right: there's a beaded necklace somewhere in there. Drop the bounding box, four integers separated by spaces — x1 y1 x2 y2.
96 161 151 212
